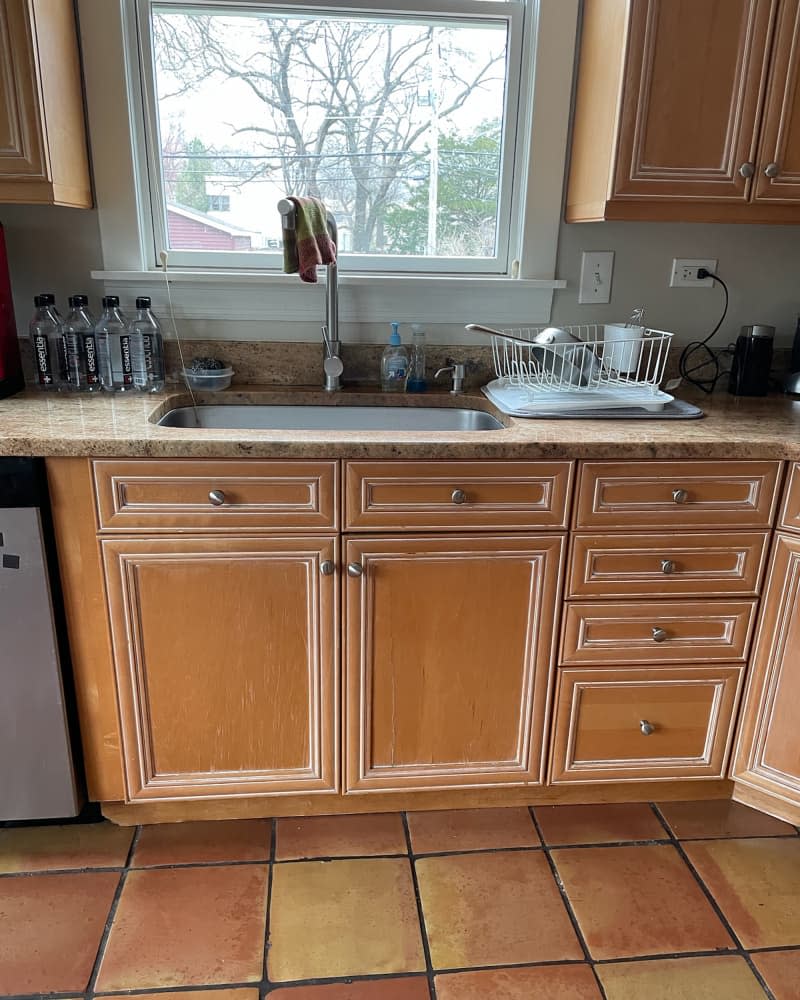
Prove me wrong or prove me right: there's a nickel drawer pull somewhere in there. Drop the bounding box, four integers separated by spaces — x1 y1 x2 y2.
640 719 655 736
672 488 689 504
764 162 779 178
451 489 467 505
661 559 676 575
320 560 335 576
652 627 669 643
347 562 364 578
208 489 226 506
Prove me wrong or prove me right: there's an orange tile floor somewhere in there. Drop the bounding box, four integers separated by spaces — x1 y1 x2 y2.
1 801 799 999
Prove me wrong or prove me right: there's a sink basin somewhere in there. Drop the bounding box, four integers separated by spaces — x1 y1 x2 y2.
157 404 504 432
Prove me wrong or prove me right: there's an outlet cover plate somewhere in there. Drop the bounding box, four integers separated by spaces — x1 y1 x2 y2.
579 251 615 304
670 258 717 288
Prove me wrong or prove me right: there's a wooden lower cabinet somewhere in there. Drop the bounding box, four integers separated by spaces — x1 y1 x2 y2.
732 533 800 823
344 534 565 792
101 535 338 800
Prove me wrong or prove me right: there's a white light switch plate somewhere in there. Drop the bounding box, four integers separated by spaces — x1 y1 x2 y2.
579 251 614 304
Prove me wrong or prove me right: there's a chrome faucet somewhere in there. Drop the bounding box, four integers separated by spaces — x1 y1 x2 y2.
278 199 343 391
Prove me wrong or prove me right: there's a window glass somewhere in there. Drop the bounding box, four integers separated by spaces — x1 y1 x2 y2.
150 5 509 263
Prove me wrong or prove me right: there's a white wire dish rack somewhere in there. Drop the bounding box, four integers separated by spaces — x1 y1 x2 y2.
468 323 675 415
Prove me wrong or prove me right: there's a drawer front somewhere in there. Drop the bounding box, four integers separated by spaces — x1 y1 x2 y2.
779 462 800 534
568 531 770 599
574 461 781 529
344 460 573 530
94 460 338 532
550 667 743 783
560 600 756 665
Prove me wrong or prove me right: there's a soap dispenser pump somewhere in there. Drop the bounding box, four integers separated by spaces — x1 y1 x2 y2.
381 321 409 392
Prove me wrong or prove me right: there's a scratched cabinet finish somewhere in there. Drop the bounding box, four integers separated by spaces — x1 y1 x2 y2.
733 533 800 824
344 534 565 792
102 536 338 800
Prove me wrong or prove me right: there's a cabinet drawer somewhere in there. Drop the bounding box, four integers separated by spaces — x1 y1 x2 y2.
549 667 743 783
574 461 781 529
344 460 573 530
560 600 756 665
779 462 800 534
567 532 770 599
93 460 338 532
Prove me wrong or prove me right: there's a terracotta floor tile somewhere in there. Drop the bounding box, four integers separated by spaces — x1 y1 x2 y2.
436 964 602 999
275 812 406 861
269 979 430 999
416 849 582 969
132 819 270 866
597 955 766 999
534 803 665 846
95 864 268 990
407 808 540 854
0 822 133 873
0 871 119 994
684 838 800 948
658 799 797 840
101 993 259 1000
268 858 424 981
552 844 733 959
749 948 800 1000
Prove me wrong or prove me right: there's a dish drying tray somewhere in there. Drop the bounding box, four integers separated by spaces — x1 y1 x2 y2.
469 323 675 414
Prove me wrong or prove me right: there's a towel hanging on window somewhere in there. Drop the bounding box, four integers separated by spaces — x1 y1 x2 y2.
282 196 337 283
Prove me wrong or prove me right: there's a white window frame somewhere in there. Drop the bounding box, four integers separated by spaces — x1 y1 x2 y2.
79 0 578 328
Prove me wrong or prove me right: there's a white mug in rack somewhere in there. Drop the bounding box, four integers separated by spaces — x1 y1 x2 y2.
603 323 644 375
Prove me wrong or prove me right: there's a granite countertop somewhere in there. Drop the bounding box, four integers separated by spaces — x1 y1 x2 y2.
1 384 799 460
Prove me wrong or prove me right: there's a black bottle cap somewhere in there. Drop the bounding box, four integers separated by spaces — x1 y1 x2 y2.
40 293 56 304
33 295 48 307
68 294 88 307
102 295 120 307
136 296 151 309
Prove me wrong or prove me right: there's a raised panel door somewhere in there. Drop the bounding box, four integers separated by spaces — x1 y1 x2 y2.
732 533 800 823
102 536 338 800
345 534 565 792
613 0 775 201
754 0 800 201
0 0 47 180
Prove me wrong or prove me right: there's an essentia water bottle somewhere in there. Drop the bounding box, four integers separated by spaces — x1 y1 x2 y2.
130 297 166 391
63 295 102 391
29 294 66 390
95 296 135 391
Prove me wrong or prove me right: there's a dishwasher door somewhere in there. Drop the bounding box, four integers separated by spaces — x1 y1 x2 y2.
0 505 79 820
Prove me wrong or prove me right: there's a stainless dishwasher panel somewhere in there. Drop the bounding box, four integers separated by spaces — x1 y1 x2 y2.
0 506 79 820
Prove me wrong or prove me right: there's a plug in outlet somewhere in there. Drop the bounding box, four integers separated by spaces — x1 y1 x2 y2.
670 258 717 288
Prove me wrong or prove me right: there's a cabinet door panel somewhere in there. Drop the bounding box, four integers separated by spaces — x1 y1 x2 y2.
345 534 564 791
103 536 338 800
754 0 800 201
733 533 800 822
614 0 775 200
0 0 47 179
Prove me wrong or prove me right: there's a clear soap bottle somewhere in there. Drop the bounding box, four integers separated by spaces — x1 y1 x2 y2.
29 295 66 390
63 295 102 391
95 296 134 391
130 296 166 391
406 324 427 392
380 321 409 392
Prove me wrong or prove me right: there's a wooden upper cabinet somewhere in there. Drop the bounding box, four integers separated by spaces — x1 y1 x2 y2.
566 0 800 223
102 535 339 801
732 532 800 824
0 0 91 207
344 534 565 792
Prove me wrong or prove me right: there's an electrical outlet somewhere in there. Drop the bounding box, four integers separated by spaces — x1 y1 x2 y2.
579 251 614 304
669 258 718 288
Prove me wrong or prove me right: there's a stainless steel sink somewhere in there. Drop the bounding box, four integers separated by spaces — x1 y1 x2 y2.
157 404 504 432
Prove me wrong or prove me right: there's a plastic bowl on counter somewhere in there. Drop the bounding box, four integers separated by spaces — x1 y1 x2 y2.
182 367 234 392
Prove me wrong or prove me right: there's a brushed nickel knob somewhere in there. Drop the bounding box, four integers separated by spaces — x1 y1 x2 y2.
661 559 676 575
672 488 689 504
208 489 226 506
764 162 779 178
320 560 335 576
652 627 668 643
640 719 655 736
738 162 754 178
347 562 364 578
451 489 467 505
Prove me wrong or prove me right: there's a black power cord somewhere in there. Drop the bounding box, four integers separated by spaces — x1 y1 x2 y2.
678 268 730 394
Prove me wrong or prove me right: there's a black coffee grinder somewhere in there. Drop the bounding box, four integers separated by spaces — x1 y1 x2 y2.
728 325 775 397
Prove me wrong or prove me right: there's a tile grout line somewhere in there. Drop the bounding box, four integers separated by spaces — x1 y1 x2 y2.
260 818 277 995
402 812 438 1000
649 803 779 1000
527 806 609 1000
84 825 142 995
